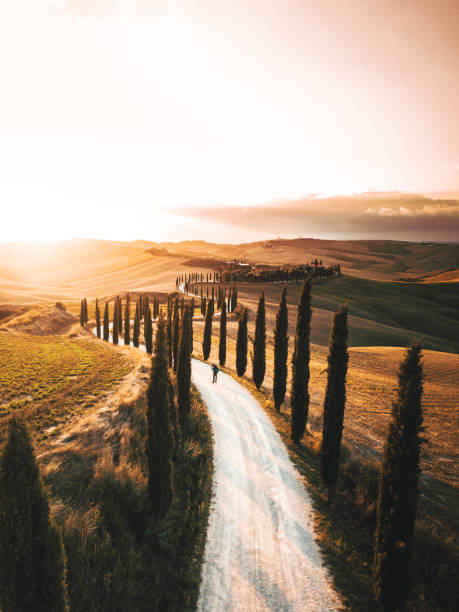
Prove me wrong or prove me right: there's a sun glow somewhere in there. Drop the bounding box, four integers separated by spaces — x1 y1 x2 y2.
0 1 458 244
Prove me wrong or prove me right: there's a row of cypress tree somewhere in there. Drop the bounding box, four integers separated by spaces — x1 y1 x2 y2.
145 305 194 519
231 278 424 611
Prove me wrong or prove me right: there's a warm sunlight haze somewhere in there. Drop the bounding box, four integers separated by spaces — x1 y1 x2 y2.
1 0 458 243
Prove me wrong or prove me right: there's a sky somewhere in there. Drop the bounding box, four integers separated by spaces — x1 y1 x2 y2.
1 0 458 244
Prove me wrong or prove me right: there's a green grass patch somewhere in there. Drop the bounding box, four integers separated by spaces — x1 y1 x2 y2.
0 332 131 442
238 275 459 353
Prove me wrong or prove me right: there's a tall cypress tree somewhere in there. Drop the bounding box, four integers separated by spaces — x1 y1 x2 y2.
84 298 88 324
273 285 288 411
145 306 153 354
320 304 349 502
117 296 123 336
236 307 248 377
139 295 143 319
252 292 266 389
189 303 194 354
95 298 101 338
373 341 424 611
177 307 192 418
145 316 173 519
167 310 173 367
79 300 84 326
103 302 109 342
219 300 227 366
0 417 68 612
112 300 119 345
172 309 180 371
291 275 312 443
133 300 140 348
202 298 213 361
124 294 130 345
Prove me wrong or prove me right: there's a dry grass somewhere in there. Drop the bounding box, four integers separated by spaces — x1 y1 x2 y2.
212 354 458 610
40 370 213 612
0 329 132 445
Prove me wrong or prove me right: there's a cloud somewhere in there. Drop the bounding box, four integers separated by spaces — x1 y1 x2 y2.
172 193 459 242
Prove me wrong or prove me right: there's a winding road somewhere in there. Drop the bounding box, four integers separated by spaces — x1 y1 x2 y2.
191 359 340 612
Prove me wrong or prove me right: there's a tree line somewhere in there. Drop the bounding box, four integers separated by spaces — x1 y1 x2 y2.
81 278 424 611
221 277 424 611
0 300 199 611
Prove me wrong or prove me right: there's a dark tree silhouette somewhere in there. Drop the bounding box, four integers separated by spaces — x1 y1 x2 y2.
290 275 312 443
202 298 213 361
144 306 153 354
177 307 192 419
273 285 288 411
252 292 266 389
173 309 180 371
95 298 101 338
373 341 424 611
0 417 68 612
117 296 123 336
103 302 109 342
112 300 119 345
133 300 140 347
167 310 173 367
219 300 227 367
236 307 248 377
145 316 173 519
320 304 349 502
124 293 130 345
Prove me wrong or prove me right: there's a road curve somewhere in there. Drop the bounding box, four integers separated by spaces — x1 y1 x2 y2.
191 359 341 612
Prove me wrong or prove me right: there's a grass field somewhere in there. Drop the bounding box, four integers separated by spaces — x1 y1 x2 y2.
190 310 458 610
0 331 131 444
227 275 459 353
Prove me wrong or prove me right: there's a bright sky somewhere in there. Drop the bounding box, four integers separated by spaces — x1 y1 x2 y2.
1 0 458 243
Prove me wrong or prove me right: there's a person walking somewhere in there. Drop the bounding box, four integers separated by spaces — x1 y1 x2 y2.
211 363 219 383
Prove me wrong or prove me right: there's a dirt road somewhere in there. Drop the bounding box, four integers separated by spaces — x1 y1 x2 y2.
191 359 340 612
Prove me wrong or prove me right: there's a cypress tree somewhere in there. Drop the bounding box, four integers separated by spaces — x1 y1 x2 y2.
320 304 349 502
112 300 119 345
236 307 248 377
189 301 194 354
145 316 173 519
219 300 227 367
202 298 213 361
117 296 123 336
273 285 288 411
252 292 266 389
95 298 101 338
373 341 424 611
103 302 109 341
0 417 68 612
145 306 153 354
177 307 192 418
144 296 149 322
139 295 143 319
79 299 84 326
124 294 130 345
167 310 173 367
173 309 180 371
133 300 140 348
84 298 88 323
231 286 238 311
291 275 312 443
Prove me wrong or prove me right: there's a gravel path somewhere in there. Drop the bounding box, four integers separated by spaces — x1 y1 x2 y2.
192 358 341 612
